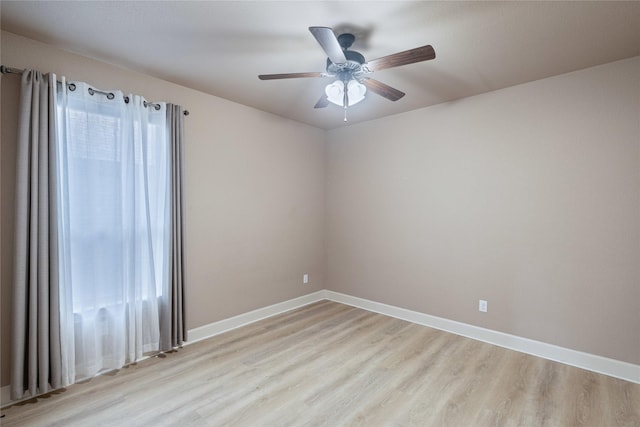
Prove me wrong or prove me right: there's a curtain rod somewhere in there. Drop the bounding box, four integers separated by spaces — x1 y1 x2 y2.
1 65 189 116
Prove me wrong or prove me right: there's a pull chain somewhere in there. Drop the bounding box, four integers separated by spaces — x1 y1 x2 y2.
343 80 349 122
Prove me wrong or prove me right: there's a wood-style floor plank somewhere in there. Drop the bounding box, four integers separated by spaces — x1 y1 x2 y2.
1 301 638 426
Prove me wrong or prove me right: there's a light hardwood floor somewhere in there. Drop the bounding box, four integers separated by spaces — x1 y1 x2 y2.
2 300 639 426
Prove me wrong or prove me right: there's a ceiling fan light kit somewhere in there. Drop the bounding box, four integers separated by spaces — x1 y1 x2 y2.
258 26 435 122
325 80 367 107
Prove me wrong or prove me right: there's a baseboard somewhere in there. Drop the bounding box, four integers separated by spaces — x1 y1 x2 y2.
3 288 637 407
0 291 327 408
186 290 327 343
324 290 640 384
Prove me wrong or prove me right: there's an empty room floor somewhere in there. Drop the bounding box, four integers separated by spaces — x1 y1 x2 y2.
1 300 639 426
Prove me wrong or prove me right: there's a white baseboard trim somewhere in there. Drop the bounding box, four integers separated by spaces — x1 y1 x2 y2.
186 290 326 344
1 291 327 408
3 288 637 407
324 290 640 384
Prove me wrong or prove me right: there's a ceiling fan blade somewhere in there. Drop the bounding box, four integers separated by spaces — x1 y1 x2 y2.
365 45 435 72
309 26 347 65
258 72 324 80
362 79 405 101
314 95 329 109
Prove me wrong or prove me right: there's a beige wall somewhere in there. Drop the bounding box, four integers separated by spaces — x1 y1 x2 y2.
0 32 326 387
326 56 640 365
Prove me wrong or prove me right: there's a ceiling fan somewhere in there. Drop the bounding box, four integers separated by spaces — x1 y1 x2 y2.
258 26 435 120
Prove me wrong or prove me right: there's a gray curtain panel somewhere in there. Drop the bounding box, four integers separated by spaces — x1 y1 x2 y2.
160 104 187 350
11 70 62 400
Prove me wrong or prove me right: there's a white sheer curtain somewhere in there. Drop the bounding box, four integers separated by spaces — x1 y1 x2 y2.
55 80 171 381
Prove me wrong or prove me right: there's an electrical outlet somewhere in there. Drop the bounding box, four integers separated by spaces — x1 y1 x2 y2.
303 274 309 284
479 299 488 313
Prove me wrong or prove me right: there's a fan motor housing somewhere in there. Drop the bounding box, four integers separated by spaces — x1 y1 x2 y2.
326 50 365 76
325 32 365 77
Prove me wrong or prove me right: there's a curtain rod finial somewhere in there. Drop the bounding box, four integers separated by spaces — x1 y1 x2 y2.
1 65 23 75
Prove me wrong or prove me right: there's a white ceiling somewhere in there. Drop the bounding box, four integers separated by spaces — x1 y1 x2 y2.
2 1 639 130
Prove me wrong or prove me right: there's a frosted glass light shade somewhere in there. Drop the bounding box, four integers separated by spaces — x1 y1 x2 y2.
325 80 367 107
325 81 344 105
